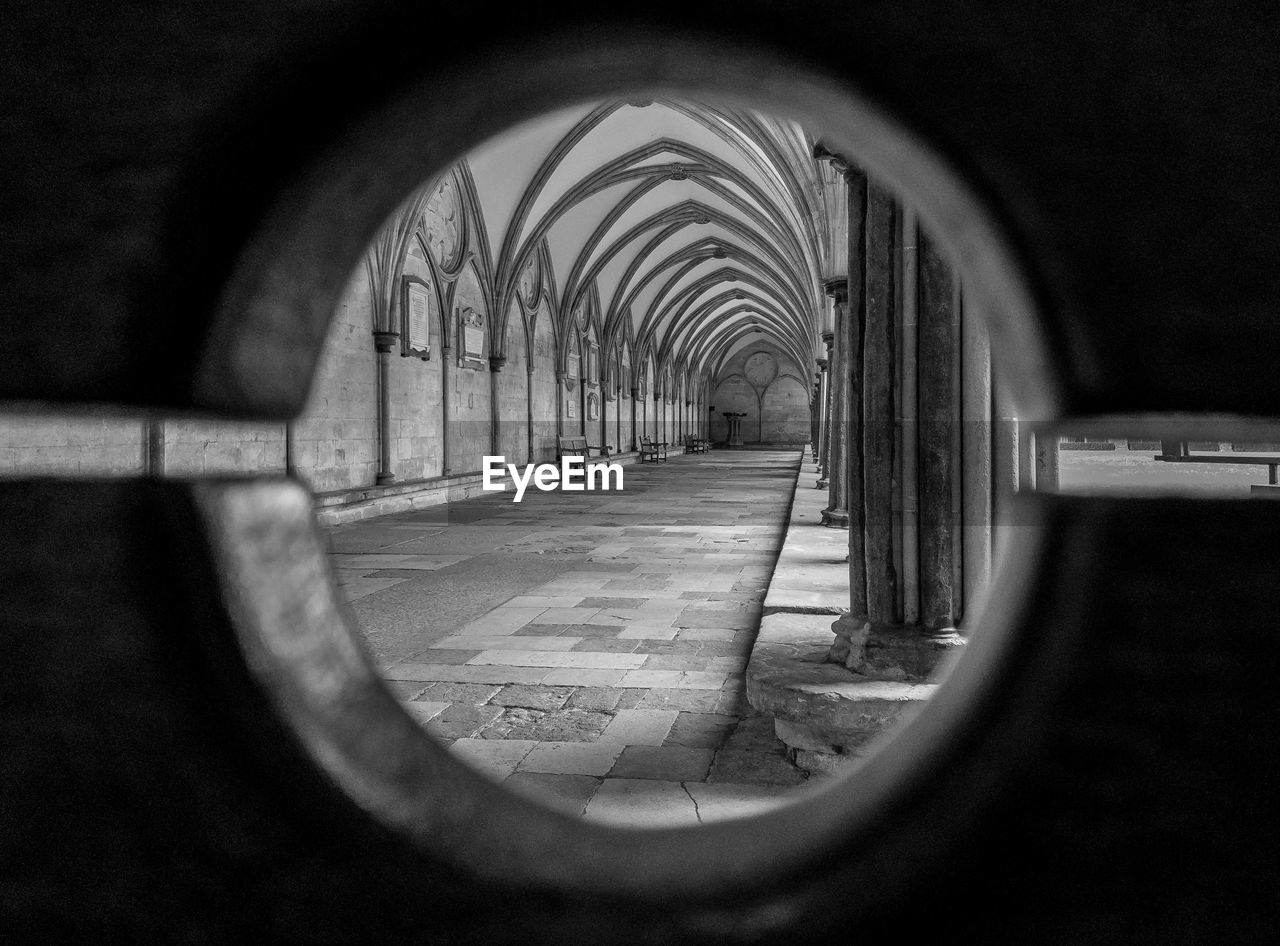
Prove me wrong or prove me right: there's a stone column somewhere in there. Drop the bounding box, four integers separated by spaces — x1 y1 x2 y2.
992 368 1019 524
1017 421 1037 491
814 361 827 462
918 232 959 636
829 171 869 662
373 330 398 484
284 421 296 477
630 386 639 451
145 418 164 477
489 355 506 458
862 178 897 629
961 297 993 610
555 371 566 438
899 206 921 625
1035 432 1060 491
526 362 535 464
820 289 850 527
816 331 834 488
441 345 454 476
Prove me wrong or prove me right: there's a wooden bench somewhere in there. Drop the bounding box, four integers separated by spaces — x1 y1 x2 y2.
1153 440 1280 486
683 434 710 454
557 436 611 461
639 435 667 463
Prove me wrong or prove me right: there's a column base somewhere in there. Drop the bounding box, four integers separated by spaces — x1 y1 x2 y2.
820 507 849 528
830 620 965 679
815 478 828 489
375 472 396 486
748 613 938 779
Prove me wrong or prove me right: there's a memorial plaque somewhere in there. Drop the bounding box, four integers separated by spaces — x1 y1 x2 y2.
459 305 486 366
566 398 576 419
400 276 432 359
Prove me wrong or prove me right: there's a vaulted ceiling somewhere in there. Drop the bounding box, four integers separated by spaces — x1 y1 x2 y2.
401 99 848 387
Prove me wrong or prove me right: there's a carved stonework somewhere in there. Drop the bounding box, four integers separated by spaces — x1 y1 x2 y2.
587 392 600 421
566 336 579 379
424 175 464 273
518 250 540 309
744 351 778 388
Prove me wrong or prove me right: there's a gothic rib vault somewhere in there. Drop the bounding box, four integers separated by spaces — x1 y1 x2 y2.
366 98 844 469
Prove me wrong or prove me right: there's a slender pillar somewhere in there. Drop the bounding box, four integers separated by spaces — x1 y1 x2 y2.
1018 421 1037 491
816 332 834 488
821 299 850 524
862 178 897 628
631 387 639 450
441 345 454 476
1035 432 1060 491
961 296 993 611
373 330 398 484
555 371 566 438
808 371 819 458
918 232 959 635
526 362 535 464
145 418 164 478
489 355 506 458
829 171 868 663
899 207 920 625
284 421 297 477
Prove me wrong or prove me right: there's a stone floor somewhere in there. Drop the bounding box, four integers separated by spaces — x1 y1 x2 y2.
324 449 822 826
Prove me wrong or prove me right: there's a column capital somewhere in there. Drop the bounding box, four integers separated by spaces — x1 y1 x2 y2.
372 330 399 354
815 357 828 371
821 331 834 353
489 355 507 372
811 139 852 174
823 276 849 304
526 361 536 374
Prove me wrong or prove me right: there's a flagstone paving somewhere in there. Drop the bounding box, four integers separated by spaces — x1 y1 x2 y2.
325 449 823 826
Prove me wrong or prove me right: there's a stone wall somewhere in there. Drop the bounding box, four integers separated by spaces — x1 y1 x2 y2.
530 301 558 463
0 414 144 475
497 303 529 462
162 420 286 476
710 341 811 444
295 268 380 492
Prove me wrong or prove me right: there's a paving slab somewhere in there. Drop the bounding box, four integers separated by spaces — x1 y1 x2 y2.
449 738 539 781
582 778 701 828
517 741 625 776
330 450 813 823
502 773 601 815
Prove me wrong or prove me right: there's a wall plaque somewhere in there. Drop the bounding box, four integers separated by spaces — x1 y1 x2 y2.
566 398 576 419
587 392 599 420
400 276 432 359
459 305 486 367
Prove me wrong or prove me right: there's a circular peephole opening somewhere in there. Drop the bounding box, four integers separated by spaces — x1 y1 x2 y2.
217 33 1057 903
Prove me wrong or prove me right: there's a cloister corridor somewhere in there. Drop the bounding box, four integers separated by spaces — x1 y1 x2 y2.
328 449 822 824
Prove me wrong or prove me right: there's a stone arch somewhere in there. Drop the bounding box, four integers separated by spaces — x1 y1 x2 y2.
760 373 809 443
711 372 755 443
